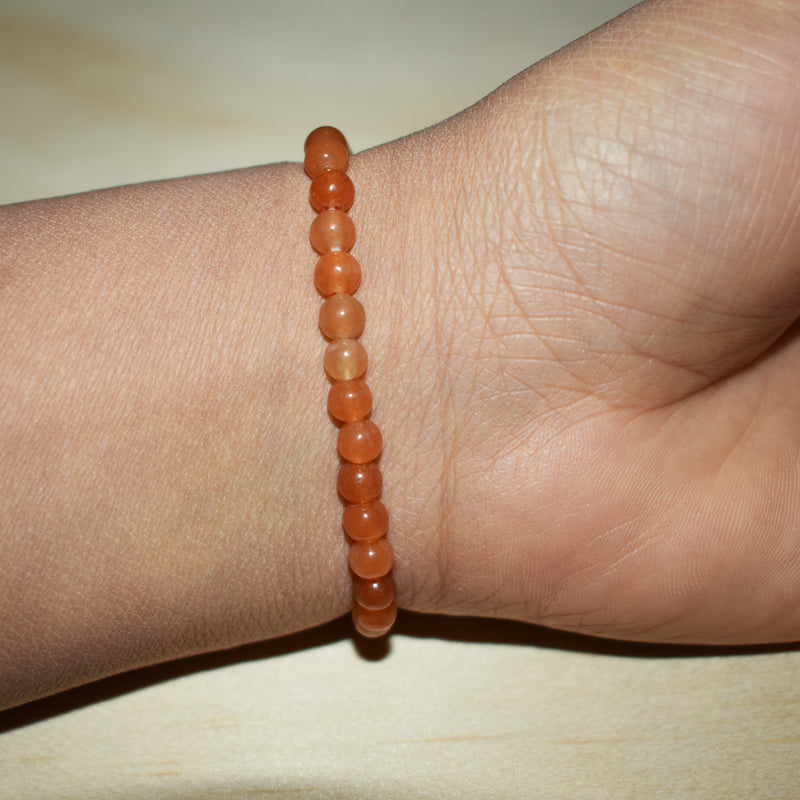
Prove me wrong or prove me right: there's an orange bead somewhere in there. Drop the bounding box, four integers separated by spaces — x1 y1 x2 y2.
319 293 365 340
310 209 356 253
310 169 355 212
314 252 362 296
337 463 382 503
352 602 397 638
324 339 367 381
353 575 395 611
349 538 394 579
343 500 388 542
328 379 372 422
338 419 382 464
304 126 348 154
304 138 348 179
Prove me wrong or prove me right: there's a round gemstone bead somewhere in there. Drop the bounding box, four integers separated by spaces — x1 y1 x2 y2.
319 293 365 340
323 339 367 381
337 463 382 503
314 252 361 296
342 500 388 542
352 575 395 611
349 538 394 579
352 601 397 638
328 379 372 422
304 138 349 179
310 169 355 212
304 126 348 154
310 209 356 254
337 419 383 464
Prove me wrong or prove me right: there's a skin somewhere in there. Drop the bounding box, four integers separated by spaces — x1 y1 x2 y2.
2 0 800 710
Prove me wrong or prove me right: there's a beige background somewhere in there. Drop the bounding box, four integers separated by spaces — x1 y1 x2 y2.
1 1 799 798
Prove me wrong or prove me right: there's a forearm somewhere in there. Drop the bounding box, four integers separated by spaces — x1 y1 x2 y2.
0 164 368 707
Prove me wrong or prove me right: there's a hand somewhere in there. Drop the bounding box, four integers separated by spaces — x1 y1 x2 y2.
381 0 800 644
3 0 798 711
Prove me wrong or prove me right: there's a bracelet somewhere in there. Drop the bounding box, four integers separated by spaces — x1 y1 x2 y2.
304 126 397 638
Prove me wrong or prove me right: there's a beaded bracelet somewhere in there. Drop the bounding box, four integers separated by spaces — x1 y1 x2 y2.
304 126 397 638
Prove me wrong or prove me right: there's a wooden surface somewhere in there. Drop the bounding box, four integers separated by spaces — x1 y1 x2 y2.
1 1 799 797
